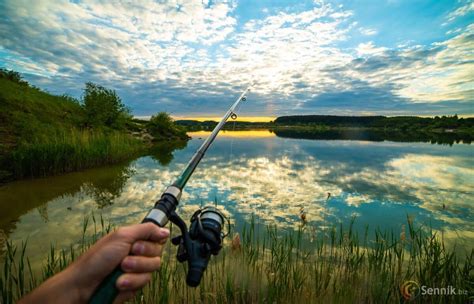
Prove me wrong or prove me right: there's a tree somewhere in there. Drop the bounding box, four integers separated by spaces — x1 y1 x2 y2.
147 112 188 140
82 82 130 129
0 68 28 85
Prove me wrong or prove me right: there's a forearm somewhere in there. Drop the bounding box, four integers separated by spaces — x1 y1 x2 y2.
19 263 85 304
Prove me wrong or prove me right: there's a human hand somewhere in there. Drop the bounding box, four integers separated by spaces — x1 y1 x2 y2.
19 223 169 304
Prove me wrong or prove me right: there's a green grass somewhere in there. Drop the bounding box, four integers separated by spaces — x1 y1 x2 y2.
10 129 143 178
1 216 472 303
0 78 85 142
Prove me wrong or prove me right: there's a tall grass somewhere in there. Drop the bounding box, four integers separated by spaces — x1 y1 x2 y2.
1 217 472 303
141 219 472 304
0 214 112 303
11 129 143 178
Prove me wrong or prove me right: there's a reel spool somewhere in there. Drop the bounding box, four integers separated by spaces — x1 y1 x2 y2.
170 206 230 286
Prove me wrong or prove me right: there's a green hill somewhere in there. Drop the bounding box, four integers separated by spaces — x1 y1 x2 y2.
0 76 84 145
0 70 142 182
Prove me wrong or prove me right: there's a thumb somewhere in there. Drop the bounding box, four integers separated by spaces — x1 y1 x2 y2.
114 223 170 244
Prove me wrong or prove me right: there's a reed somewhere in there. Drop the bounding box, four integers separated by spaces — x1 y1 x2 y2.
1 216 471 303
11 129 143 178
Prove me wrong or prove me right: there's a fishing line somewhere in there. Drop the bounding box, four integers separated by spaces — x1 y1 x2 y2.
228 99 242 164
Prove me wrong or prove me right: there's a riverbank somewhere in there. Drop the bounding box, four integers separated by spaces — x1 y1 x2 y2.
0 70 188 184
1 216 471 303
10 129 144 179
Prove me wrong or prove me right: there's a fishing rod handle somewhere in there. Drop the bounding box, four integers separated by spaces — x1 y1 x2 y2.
89 187 180 304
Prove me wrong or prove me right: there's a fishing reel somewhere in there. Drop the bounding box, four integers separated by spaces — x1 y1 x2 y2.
169 206 229 287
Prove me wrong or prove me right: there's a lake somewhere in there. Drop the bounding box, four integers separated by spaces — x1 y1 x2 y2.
0 130 473 266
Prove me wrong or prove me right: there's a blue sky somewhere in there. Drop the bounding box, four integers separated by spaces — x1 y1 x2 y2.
0 0 473 117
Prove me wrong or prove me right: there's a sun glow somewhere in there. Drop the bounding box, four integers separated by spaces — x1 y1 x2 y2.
187 130 275 138
173 116 275 122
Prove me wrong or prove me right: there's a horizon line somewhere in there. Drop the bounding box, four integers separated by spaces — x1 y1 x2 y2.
132 114 473 122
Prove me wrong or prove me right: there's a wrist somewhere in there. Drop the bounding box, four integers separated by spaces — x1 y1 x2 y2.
63 261 90 303
19 264 84 304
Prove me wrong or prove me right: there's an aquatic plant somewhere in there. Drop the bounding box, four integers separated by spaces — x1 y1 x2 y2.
0 216 471 303
10 129 143 179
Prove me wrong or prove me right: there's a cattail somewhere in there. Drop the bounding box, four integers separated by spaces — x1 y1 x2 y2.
231 233 241 252
299 207 307 222
400 224 406 242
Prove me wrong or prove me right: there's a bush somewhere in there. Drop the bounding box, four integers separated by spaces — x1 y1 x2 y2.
0 68 28 86
147 112 188 140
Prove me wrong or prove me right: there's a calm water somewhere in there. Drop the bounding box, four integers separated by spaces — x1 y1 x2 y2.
1 130 473 265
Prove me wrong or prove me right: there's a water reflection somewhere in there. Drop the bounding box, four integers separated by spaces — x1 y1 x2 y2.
273 128 473 145
0 140 188 251
0 161 134 249
0 162 130 225
0 130 472 265
149 140 188 166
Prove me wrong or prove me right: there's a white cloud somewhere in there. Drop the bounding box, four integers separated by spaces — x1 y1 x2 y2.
356 42 387 56
210 3 354 97
359 27 377 36
393 25 474 102
445 1 474 23
0 0 472 115
0 0 236 82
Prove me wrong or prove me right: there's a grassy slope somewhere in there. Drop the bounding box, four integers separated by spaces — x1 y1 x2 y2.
0 78 142 182
0 78 84 142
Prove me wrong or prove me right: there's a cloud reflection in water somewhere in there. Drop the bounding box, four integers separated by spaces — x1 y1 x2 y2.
1 131 472 265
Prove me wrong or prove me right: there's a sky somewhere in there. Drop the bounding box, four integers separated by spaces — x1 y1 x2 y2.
0 0 473 118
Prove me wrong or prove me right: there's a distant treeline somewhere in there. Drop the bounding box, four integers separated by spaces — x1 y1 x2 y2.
177 115 474 133
274 115 474 130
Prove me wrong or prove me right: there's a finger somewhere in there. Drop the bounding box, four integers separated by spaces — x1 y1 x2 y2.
158 236 168 245
116 273 152 291
131 241 163 257
121 256 161 273
113 223 170 244
149 227 170 243
113 291 136 304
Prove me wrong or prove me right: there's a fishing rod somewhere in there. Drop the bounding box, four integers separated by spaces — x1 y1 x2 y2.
90 86 251 303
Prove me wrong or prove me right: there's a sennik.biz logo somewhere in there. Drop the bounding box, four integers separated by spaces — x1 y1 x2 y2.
400 281 421 301
400 280 469 301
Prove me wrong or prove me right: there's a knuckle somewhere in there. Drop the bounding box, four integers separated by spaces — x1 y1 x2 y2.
114 227 129 239
132 241 145 254
153 257 161 269
122 256 136 270
151 243 161 254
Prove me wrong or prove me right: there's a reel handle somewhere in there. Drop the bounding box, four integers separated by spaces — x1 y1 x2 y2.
88 267 124 304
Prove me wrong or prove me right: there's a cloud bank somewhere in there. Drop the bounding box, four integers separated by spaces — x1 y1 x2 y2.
0 0 472 116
